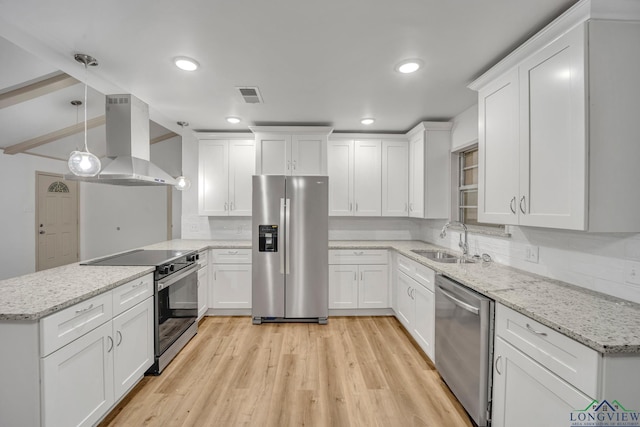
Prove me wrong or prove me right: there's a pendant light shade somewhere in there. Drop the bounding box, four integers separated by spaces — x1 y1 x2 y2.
68 150 101 176
175 175 191 191
68 53 101 177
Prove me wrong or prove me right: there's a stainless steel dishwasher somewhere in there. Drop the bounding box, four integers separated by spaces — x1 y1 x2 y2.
435 274 494 427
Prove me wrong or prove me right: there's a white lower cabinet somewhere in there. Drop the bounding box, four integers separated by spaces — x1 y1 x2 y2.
491 303 640 426
394 254 436 360
197 250 209 320
38 276 154 427
209 249 252 310
491 336 591 427
41 321 114 427
328 264 389 309
328 250 389 310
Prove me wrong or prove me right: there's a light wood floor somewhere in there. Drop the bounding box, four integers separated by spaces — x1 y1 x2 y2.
100 316 473 427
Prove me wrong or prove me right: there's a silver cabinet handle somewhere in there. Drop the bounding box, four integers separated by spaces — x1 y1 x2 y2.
411 288 416 300
293 160 296 170
354 272 357 281
214 270 217 281
519 196 526 214
349 202 353 212
39 230 45 235
75 304 94 314
107 335 114 353
409 202 413 212
280 198 286 274
287 160 291 170
228 250 238 254
407 286 411 297
354 251 364 255
355 203 359 212
224 202 228 211
132 280 145 288
526 323 548 337
230 202 234 211
285 198 291 274
360 272 363 281
495 355 502 375
438 287 480 315
510 197 516 214
116 330 123 346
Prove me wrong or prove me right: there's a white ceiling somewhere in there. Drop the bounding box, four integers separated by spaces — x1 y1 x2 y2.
0 0 578 158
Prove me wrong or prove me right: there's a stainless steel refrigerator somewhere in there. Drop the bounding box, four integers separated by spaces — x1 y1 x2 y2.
252 175 328 324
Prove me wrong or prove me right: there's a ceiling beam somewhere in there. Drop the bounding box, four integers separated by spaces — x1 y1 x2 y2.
0 72 79 109
150 132 178 145
2 115 106 155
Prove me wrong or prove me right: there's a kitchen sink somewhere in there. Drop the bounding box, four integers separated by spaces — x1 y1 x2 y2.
410 249 476 264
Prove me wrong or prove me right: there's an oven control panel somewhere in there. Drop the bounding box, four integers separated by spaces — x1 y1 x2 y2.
258 225 278 252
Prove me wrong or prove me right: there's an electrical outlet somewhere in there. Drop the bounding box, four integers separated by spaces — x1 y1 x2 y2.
189 223 199 232
626 260 640 285
524 245 539 263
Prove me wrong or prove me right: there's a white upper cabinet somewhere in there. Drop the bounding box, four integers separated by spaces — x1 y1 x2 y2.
471 1 640 232
406 122 452 219
382 140 409 217
198 137 255 216
478 69 520 225
251 126 332 176
327 139 382 216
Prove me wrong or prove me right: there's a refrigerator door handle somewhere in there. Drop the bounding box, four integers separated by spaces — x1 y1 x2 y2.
285 198 291 274
280 198 286 274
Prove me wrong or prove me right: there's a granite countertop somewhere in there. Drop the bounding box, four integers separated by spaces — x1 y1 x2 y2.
2 239 639 355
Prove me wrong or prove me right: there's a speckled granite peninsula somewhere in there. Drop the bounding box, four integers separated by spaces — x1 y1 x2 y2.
2 239 640 354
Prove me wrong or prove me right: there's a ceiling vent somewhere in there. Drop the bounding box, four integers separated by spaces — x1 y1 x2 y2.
237 86 263 104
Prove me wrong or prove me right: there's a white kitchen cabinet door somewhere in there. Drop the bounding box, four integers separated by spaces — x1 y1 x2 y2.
395 272 414 330
412 284 435 360
492 337 592 427
328 264 358 309
197 265 208 320
112 297 154 399
292 134 326 175
354 140 381 216
382 140 409 217
210 264 252 309
199 140 229 216
255 134 289 175
327 140 355 216
477 69 520 225
358 264 389 309
408 134 424 218
229 140 255 216
41 321 114 427
518 25 586 230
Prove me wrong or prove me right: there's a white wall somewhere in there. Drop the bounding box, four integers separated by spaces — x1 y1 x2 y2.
450 104 478 152
0 152 68 279
0 138 182 279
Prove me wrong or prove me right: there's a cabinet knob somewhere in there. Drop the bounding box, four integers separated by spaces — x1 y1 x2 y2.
510 197 516 214
39 230 45 235
519 196 526 214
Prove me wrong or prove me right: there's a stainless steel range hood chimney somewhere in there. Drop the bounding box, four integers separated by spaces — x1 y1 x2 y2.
65 94 177 186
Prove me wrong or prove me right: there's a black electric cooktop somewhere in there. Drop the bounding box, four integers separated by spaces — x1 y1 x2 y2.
81 249 196 267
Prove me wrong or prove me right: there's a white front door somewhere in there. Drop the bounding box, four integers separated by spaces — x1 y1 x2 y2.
36 172 79 271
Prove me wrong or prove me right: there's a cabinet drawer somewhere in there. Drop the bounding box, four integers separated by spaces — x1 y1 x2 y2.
40 291 113 357
397 254 435 292
329 249 388 265
495 304 599 397
210 248 252 264
112 273 153 317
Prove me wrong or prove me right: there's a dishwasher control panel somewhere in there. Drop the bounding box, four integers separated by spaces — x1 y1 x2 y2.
258 225 278 252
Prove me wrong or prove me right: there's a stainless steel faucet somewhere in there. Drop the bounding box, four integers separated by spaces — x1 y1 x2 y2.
440 221 469 256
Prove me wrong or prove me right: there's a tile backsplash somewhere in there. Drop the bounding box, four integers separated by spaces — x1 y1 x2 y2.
182 215 640 304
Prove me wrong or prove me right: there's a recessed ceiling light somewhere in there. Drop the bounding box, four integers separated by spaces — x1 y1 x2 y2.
174 56 199 71
226 117 241 124
396 59 423 74
361 118 375 125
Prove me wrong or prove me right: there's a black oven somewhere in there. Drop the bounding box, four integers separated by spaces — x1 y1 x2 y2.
153 262 198 373
81 249 200 375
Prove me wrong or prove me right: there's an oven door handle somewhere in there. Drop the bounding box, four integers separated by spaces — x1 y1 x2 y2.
157 264 198 291
438 287 480 315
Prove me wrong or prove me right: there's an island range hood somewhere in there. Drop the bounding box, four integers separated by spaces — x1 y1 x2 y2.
65 94 177 186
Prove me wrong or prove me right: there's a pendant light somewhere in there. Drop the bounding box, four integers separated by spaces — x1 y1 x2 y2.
68 54 101 177
174 121 191 191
